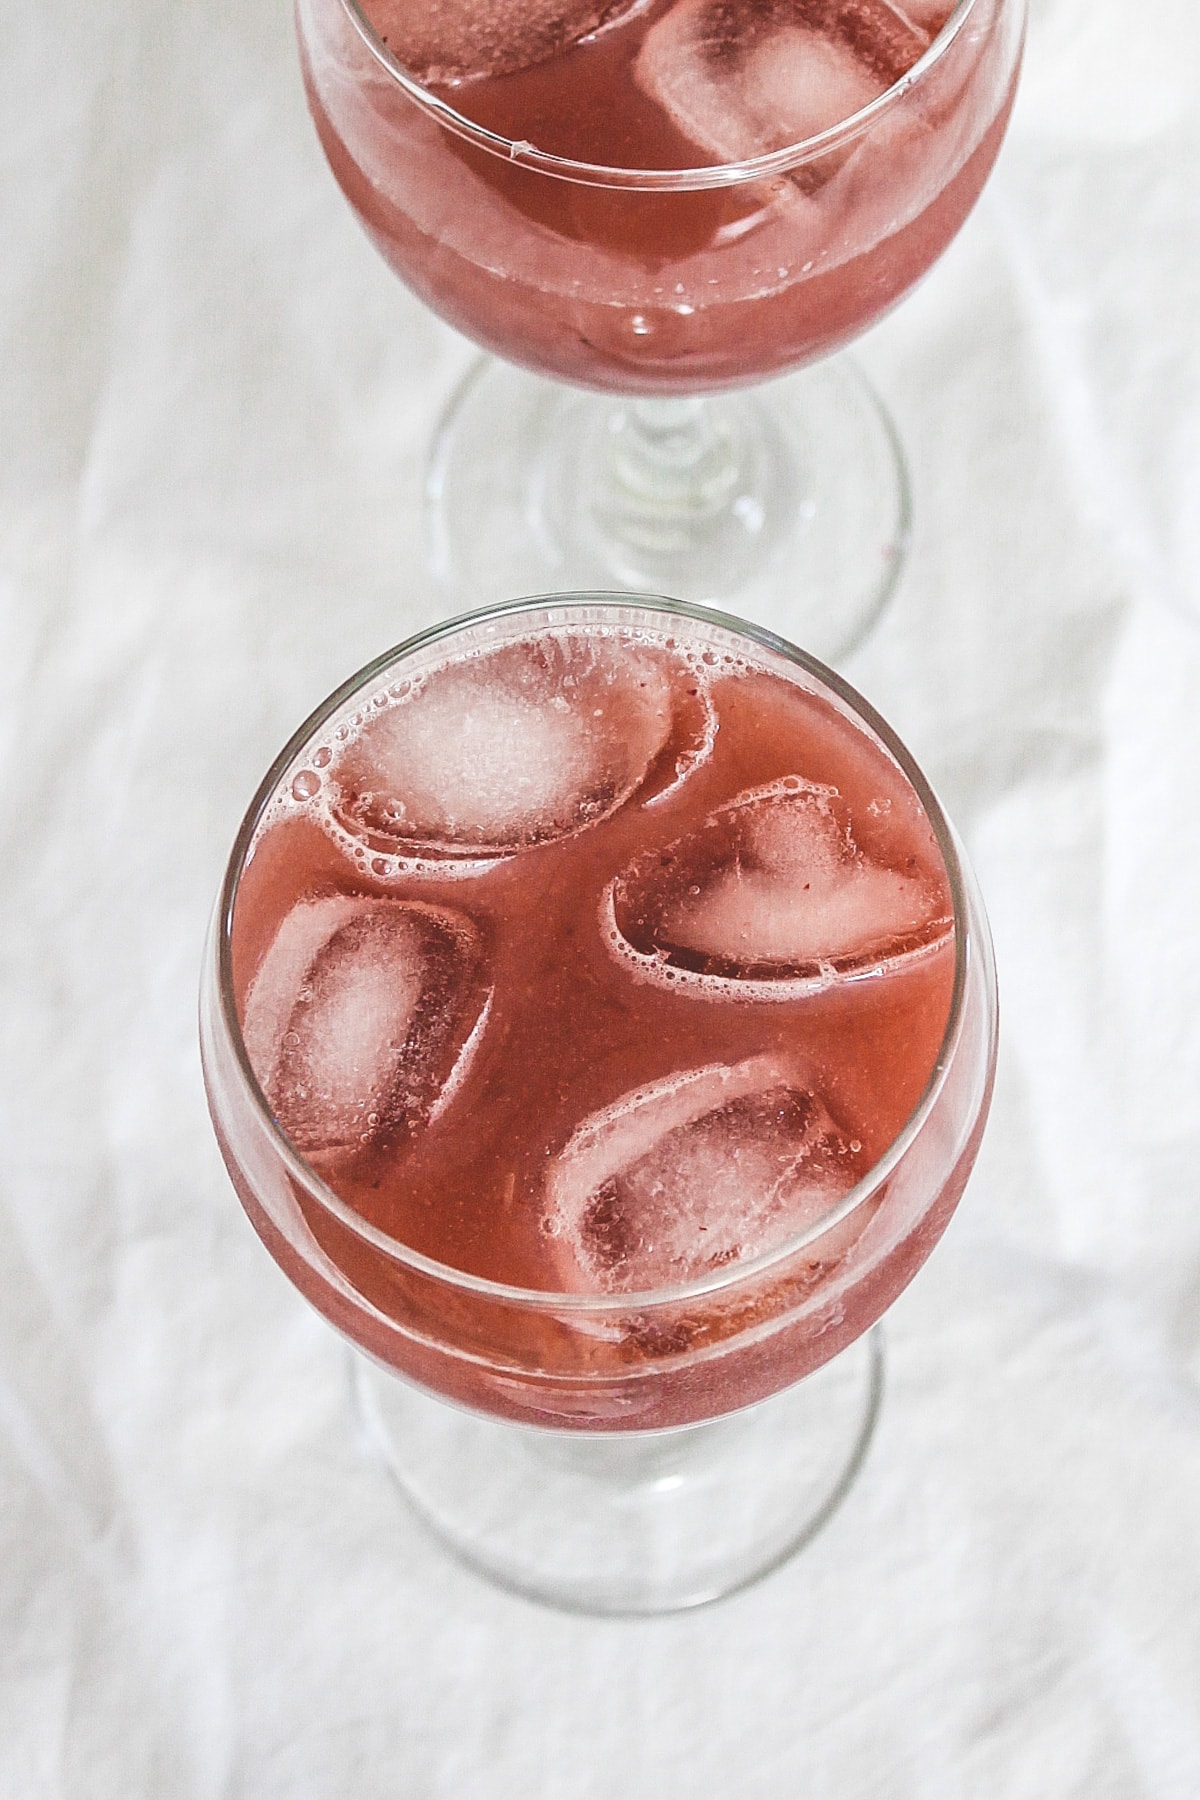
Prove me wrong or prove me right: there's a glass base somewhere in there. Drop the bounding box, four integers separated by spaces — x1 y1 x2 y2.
353 1329 884 1616
426 359 911 665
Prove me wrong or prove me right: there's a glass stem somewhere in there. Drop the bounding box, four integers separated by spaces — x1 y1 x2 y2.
594 396 746 559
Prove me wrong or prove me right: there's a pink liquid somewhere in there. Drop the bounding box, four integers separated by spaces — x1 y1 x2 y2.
211 612 991 1428
297 0 1022 391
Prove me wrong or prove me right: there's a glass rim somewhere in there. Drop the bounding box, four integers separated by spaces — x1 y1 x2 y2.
214 591 975 1315
329 0 983 191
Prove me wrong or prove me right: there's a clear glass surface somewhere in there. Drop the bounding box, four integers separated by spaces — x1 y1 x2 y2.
293 0 1026 657
200 593 999 1612
354 1327 884 1613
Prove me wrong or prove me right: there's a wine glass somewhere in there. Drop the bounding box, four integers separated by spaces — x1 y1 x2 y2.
200 592 998 1613
294 0 1025 660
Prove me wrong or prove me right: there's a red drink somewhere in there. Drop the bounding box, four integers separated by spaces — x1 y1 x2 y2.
202 599 996 1430
295 0 1023 391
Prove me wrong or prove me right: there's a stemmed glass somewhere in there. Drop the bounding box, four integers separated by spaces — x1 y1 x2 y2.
200 592 998 1613
295 0 1025 659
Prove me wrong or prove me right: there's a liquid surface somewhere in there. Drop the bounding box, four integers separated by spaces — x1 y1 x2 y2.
364 0 957 169
231 623 956 1296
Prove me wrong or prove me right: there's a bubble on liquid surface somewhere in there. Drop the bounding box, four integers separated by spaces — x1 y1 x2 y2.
609 777 951 990
363 0 643 84
291 770 321 802
634 0 941 169
329 633 712 864
242 894 488 1165
545 1055 870 1293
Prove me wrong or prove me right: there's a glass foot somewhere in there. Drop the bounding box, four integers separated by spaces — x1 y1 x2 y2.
426 359 911 665
354 1329 884 1616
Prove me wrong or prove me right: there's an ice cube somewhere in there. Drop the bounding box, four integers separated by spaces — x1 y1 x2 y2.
611 778 952 985
332 634 705 862
545 1055 869 1292
893 0 956 32
242 895 486 1163
634 0 933 165
364 0 638 84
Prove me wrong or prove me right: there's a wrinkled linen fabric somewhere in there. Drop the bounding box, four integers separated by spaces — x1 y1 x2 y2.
3 0 1200 1794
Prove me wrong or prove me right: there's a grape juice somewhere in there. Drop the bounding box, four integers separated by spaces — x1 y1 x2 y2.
296 0 1023 390
207 604 994 1428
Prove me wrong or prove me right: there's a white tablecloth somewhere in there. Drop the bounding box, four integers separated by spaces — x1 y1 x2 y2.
4 0 1200 1791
